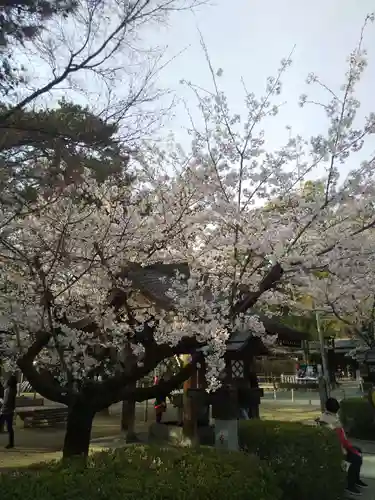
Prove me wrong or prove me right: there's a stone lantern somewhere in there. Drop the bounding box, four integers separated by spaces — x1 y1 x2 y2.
363 349 375 385
208 331 266 450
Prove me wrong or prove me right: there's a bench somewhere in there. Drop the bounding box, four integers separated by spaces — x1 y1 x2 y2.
0 399 44 428
16 396 44 408
17 407 68 428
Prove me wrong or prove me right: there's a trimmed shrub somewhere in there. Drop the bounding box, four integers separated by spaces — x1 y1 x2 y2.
340 397 375 439
2 445 281 500
239 419 345 500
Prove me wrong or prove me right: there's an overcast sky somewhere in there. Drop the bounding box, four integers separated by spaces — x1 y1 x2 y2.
21 0 375 179
144 0 375 175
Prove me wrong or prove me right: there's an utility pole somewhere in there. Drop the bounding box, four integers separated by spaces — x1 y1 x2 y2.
316 309 330 410
316 310 330 382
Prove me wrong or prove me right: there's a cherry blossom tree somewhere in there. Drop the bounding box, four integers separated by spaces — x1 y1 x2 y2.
1 13 375 459
304 234 375 350
0 0 210 457
175 14 375 327
0 160 208 456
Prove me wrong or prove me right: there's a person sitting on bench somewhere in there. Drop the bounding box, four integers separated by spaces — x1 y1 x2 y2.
318 397 367 496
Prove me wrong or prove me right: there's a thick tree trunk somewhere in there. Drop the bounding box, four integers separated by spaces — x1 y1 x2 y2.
121 398 138 442
63 403 95 459
121 381 138 443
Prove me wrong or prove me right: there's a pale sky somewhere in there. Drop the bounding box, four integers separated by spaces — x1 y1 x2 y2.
21 0 375 179
145 0 375 174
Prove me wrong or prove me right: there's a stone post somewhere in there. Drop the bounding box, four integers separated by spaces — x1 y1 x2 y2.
211 386 239 451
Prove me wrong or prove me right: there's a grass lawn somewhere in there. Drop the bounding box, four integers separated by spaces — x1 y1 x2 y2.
260 404 320 423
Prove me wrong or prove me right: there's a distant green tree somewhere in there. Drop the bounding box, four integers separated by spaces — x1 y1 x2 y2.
278 308 342 340
0 100 132 206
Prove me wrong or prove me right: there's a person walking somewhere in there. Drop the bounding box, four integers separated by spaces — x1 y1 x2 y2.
0 374 17 449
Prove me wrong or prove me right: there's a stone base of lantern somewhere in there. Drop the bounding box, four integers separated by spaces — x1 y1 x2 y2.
148 421 215 446
214 419 239 451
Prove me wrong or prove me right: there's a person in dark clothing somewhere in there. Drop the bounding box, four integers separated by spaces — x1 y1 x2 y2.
153 375 168 424
154 393 167 423
0 381 4 433
0 375 17 449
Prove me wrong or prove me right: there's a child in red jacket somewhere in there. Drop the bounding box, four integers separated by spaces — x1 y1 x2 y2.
319 397 367 496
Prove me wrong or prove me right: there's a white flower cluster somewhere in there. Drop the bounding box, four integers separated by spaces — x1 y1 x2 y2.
1 20 375 389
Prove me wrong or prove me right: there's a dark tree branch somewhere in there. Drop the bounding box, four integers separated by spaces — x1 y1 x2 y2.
231 263 284 316
95 354 198 410
17 331 71 404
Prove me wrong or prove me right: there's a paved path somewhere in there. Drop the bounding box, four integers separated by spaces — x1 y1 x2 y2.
360 456 375 499
344 441 375 498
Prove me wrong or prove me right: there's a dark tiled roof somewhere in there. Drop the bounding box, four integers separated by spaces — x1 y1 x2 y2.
121 262 190 310
197 332 269 355
259 314 310 341
226 329 252 350
122 262 308 345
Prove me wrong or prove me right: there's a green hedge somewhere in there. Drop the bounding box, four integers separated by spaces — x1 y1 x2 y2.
239 420 345 500
340 397 375 439
2 445 281 500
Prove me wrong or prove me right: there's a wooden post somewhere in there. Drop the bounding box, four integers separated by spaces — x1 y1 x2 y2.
18 372 23 396
197 362 207 389
144 398 149 422
182 355 198 446
196 361 210 426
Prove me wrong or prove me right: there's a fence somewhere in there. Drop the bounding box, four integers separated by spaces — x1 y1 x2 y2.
257 373 297 387
19 380 33 393
257 373 298 385
280 374 297 384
